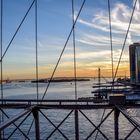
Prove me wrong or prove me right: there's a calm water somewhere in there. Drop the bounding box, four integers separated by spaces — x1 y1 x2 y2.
1 79 140 139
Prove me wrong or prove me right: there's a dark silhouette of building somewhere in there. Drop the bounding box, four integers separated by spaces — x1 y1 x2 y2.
129 43 140 84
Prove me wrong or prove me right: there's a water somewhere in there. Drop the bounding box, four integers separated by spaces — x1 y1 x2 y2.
3 80 94 99
1 79 140 139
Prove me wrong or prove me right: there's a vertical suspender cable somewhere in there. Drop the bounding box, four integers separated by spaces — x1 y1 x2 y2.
108 0 114 84
35 0 39 102
113 0 137 81
41 0 86 101
95 1 114 137
0 0 3 101
23 1 38 136
0 0 4 138
72 0 77 100
27 1 38 136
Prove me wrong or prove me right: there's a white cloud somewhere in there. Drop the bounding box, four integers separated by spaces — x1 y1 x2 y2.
38 41 44 48
127 32 133 44
63 49 129 62
77 33 125 47
78 1 140 36
134 0 140 11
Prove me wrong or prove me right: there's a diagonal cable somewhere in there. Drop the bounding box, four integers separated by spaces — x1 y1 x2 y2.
0 108 30 140
113 0 137 81
79 110 109 140
26 118 34 139
46 110 73 140
41 0 87 101
39 109 69 140
0 0 35 61
124 127 137 140
7 112 31 139
95 109 106 140
82 109 114 139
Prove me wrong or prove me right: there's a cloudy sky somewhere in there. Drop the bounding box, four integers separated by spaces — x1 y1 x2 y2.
1 0 140 79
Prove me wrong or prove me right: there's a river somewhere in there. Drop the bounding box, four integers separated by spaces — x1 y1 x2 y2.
1 79 140 139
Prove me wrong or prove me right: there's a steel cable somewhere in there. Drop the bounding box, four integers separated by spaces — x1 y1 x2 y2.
113 0 137 81
0 0 35 61
95 1 113 136
108 0 114 83
72 0 77 100
35 0 39 102
41 0 87 101
0 0 4 138
95 109 106 140
26 1 38 137
0 0 2 103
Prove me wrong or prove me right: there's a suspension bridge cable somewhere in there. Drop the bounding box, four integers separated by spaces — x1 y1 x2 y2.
72 0 77 100
26 119 34 138
95 1 112 135
0 0 3 100
95 109 106 140
0 0 35 61
35 0 39 102
113 0 137 81
0 0 4 138
41 0 87 101
107 0 114 83
26 1 38 135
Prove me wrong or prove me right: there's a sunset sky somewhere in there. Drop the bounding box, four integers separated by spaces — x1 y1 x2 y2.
1 0 140 80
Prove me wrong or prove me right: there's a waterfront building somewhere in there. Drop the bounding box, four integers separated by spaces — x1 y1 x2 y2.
129 43 140 84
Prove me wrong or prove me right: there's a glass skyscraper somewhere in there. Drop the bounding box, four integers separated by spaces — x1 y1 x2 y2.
129 43 140 84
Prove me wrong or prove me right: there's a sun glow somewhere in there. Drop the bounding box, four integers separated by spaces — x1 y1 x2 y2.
2 0 137 80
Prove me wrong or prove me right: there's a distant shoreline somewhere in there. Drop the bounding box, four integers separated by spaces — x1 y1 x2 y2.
31 78 90 83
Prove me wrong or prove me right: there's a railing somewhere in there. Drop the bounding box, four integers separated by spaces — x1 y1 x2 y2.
0 99 139 139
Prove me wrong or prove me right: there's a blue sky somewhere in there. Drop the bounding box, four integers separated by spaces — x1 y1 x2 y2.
1 0 140 79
